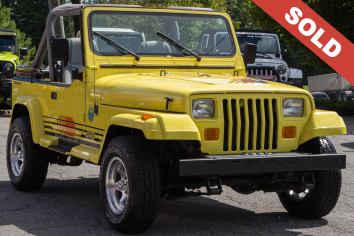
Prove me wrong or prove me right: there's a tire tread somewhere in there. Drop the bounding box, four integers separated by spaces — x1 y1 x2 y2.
100 136 161 234
7 117 49 191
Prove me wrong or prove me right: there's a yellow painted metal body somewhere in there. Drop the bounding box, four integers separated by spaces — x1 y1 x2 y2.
10 6 346 164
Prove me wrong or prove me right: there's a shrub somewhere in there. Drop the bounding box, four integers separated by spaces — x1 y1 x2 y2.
314 99 354 116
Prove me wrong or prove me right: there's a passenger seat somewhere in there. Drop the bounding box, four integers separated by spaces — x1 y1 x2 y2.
139 41 172 54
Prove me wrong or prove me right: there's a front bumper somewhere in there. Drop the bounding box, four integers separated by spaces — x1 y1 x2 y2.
179 153 346 176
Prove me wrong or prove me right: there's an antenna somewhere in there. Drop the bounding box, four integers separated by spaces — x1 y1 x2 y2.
91 4 98 115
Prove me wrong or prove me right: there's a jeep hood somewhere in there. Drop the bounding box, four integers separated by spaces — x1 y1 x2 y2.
250 57 287 66
0 52 18 63
97 72 309 113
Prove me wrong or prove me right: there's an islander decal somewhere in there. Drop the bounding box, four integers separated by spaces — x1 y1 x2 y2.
88 106 94 122
57 115 76 137
231 78 269 84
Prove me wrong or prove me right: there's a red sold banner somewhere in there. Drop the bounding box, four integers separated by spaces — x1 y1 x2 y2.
252 0 354 83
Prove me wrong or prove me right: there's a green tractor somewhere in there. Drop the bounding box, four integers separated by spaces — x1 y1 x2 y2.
0 29 27 100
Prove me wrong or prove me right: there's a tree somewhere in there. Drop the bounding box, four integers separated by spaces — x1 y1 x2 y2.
1 0 49 52
1 0 74 54
0 3 35 64
83 0 224 10
235 0 354 74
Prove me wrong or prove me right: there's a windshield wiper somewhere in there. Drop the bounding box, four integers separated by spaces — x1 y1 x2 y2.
93 31 140 61
256 52 272 58
156 32 201 62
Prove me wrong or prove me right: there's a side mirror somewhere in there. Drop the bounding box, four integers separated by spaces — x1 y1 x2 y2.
282 49 289 59
19 47 28 58
52 38 69 62
243 43 257 68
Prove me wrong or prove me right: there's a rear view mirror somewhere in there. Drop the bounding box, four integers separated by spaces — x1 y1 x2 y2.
19 47 28 59
282 49 290 59
52 38 69 62
243 43 257 68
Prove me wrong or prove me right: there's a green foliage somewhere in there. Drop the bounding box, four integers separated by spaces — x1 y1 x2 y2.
314 99 354 116
1 0 48 53
232 0 354 73
224 0 252 29
1 0 74 58
84 0 224 10
0 3 35 64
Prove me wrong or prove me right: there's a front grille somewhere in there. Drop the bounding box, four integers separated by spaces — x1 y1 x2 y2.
247 68 274 77
247 67 279 81
222 98 278 152
0 63 2 72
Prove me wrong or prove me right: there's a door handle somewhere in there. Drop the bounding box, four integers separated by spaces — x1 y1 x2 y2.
51 92 57 100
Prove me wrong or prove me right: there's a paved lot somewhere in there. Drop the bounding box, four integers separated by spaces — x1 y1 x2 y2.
0 113 353 236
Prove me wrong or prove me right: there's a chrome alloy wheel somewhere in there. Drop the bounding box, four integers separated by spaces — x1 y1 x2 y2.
287 189 310 202
10 133 24 177
106 157 129 214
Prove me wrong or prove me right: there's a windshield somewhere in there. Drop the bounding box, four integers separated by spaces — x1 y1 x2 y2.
236 34 278 54
89 12 235 57
0 36 16 53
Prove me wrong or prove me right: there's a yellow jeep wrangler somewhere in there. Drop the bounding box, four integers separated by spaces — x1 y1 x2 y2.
7 4 346 234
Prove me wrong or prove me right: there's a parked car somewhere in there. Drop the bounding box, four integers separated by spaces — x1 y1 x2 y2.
9 4 346 234
198 29 303 87
311 92 330 100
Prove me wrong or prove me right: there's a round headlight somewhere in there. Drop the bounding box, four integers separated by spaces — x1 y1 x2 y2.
192 99 215 118
277 65 287 74
282 98 304 117
5 63 13 71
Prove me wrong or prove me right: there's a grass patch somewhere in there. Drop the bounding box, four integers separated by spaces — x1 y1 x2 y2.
314 98 354 116
303 85 309 91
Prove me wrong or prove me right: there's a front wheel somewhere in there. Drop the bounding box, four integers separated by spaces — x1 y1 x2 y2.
277 136 342 218
99 136 161 234
6 117 49 191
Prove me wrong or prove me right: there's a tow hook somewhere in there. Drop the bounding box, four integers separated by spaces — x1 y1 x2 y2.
301 172 316 190
206 176 223 195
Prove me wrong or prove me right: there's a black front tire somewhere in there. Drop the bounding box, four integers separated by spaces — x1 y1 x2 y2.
99 136 161 234
6 117 49 191
277 136 342 218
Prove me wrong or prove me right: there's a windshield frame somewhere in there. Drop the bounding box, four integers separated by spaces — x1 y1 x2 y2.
87 10 236 58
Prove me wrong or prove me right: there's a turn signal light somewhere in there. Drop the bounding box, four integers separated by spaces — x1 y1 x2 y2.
204 128 219 141
142 114 154 120
282 127 296 138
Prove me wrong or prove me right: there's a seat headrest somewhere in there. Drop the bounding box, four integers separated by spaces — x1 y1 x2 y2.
139 41 172 54
68 38 82 65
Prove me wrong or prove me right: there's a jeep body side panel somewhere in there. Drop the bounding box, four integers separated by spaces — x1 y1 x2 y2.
11 95 45 144
299 110 347 145
107 114 163 140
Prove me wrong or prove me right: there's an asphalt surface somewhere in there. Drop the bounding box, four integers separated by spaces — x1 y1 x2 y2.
0 113 353 236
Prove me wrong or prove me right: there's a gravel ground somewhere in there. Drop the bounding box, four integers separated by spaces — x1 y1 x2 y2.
0 114 353 236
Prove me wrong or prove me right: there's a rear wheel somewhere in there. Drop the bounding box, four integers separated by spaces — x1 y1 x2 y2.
99 136 161 234
342 92 347 101
277 137 342 218
6 117 49 191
